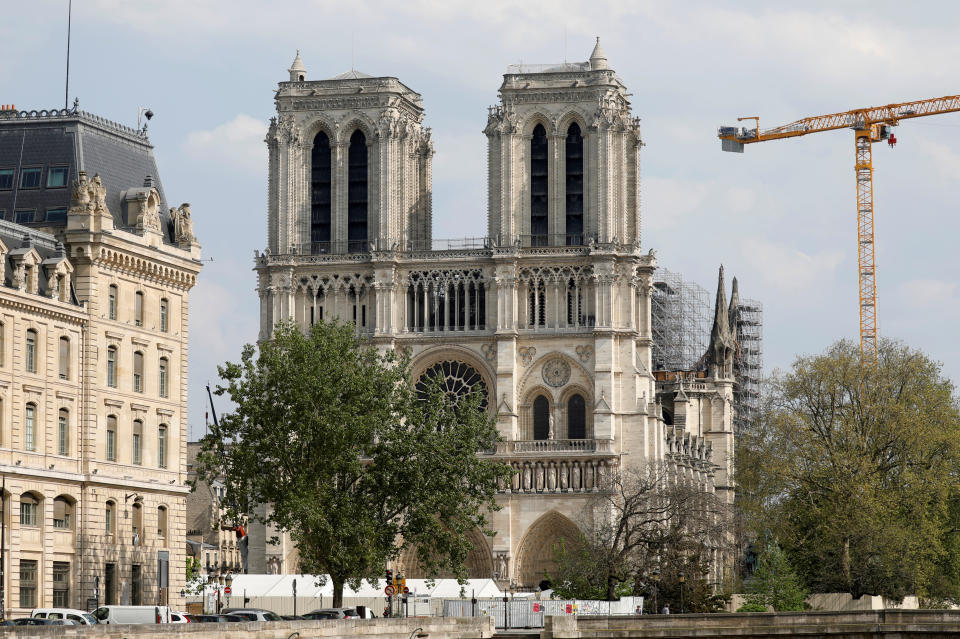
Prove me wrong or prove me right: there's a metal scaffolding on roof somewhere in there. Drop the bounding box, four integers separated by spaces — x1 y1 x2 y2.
650 268 711 372
732 297 763 434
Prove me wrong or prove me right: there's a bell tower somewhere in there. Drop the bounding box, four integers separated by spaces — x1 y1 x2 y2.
484 39 643 247
267 52 434 255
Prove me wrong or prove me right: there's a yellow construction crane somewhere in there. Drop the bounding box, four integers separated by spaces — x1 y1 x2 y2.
718 95 960 361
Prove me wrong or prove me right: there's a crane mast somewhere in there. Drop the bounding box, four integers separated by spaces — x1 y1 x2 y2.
718 94 960 361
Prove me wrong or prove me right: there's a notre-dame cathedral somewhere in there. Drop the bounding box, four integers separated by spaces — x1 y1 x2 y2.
255 40 737 588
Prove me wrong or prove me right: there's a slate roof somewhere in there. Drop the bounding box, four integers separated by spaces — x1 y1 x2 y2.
0 106 174 241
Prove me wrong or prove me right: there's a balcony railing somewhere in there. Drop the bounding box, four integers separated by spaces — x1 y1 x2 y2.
504 439 603 454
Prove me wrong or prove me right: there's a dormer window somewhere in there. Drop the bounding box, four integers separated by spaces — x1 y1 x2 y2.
47 166 69 188
15 210 35 224
19 167 41 189
0 168 13 190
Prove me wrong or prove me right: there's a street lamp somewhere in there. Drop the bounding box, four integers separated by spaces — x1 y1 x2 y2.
678 572 685 614
650 569 660 614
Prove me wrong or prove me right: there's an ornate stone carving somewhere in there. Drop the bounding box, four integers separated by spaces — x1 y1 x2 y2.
518 346 536 366
575 345 593 362
172 203 196 245
542 357 571 387
480 343 496 361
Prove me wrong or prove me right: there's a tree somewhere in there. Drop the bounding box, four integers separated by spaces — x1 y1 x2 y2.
550 463 731 606
742 541 807 611
739 339 960 602
193 320 510 606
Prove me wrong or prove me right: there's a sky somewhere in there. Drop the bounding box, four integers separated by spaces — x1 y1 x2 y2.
4 1 959 439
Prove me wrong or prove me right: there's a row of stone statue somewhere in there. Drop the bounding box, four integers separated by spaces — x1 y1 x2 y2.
501 459 613 493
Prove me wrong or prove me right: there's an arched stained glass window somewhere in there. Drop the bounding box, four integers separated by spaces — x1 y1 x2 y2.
311 131 332 252
567 394 586 439
347 130 368 253
532 395 550 441
530 124 548 246
565 123 584 245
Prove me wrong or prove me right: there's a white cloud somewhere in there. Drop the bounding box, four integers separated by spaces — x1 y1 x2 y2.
182 114 266 175
738 236 844 293
896 279 959 308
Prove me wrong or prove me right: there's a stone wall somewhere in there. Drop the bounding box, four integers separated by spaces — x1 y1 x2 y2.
545 610 960 638
0 616 493 638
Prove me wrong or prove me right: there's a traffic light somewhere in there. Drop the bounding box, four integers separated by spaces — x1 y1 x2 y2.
399 574 406 590
385 569 393 585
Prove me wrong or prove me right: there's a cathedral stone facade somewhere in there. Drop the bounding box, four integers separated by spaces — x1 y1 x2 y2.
256 43 735 588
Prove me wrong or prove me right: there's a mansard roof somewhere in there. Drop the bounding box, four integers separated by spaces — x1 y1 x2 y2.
0 105 175 241
0 218 77 302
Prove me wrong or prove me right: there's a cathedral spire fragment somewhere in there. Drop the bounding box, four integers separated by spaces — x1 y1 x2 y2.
705 265 736 379
589 37 608 70
288 50 306 82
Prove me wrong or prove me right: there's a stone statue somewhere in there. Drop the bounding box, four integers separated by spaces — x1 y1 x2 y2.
572 463 581 490
559 462 569 490
497 553 508 579
548 412 555 440
12 264 25 291
522 464 531 491
48 273 60 300
535 463 544 491
173 203 195 244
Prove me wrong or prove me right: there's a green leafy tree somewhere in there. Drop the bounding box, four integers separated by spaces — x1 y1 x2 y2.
740 339 960 602
194 320 510 606
549 463 731 605
743 541 807 611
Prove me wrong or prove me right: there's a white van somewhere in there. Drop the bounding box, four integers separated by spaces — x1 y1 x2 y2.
31 608 98 625
92 605 172 624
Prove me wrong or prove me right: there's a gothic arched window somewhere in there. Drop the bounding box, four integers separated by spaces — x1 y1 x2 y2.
311 131 332 252
565 123 584 245
416 360 488 410
567 394 586 439
532 395 550 440
348 129 368 253
530 124 548 246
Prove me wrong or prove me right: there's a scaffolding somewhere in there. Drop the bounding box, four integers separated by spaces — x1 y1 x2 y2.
732 297 763 434
650 268 711 372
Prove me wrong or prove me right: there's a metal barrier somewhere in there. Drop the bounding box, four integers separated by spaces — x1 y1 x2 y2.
441 597 643 629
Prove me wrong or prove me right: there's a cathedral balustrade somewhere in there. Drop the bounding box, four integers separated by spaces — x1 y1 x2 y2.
497 456 618 494
501 438 610 454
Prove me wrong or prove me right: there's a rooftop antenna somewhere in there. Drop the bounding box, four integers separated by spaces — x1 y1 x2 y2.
64 0 72 110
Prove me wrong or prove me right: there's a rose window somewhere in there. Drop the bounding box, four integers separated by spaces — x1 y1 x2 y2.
416 360 488 409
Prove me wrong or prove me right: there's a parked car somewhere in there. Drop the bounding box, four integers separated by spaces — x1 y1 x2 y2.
31 608 98 625
302 610 343 620
12 617 76 625
170 611 191 623
222 608 283 621
92 605 173 624
306 607 361 619
282 614 305 620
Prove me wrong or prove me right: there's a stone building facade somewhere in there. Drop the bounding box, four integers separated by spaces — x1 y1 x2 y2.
0 106 201 615
255 43 735 587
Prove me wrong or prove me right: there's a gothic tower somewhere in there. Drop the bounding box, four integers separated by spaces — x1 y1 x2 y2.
266 53 434 256
484 38 643 247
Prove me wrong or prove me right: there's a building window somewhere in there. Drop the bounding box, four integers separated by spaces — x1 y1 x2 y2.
532 395 550 441
15 209 35 224
565 122 584 245
568 394 587 439
59 336 70 379
0 321 4 366
58 409 69 455
135 291 144 326
105 501 115 536
108 284 117 320
25 329 37 373
19 559 37 608
19 167 42 189
104 563 116 605
132 503 142 545
159 298 168 332
106 415 117 461
53 562 70 607
159 357 168 398
158 425 167 468
131 564 142 605
347 129 368 253
106 346 117 387
311 131 332 252
47 166 69 188
157 505 167 539
133 419 143 465
20 493 39 527
530 123 548 246
53 496 73 529
46 208 67 223
24 403 36 451
0 168 13 190
133 351 144 393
